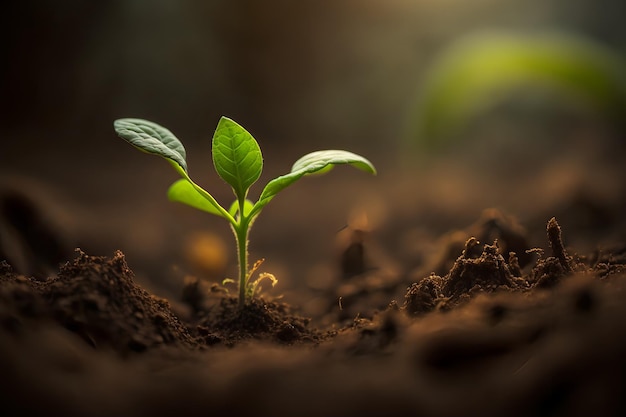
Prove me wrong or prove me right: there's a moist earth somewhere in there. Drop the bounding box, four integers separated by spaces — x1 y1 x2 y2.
2 213 626 417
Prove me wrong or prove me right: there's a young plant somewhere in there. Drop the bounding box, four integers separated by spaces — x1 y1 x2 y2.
114 117 376 307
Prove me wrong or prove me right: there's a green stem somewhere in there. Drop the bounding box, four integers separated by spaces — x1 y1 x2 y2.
235 202 251 307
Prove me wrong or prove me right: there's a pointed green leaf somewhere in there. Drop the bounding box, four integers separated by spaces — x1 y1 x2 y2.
212 117 263 202
291 150 377 175
167 179 225 217
252 150 376 216
114 118 187 172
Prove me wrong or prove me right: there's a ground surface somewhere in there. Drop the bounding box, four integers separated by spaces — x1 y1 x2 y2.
2 209 626 416
2 112 626 416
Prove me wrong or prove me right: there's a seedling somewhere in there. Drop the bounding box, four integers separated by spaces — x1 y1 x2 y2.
114 117 376 307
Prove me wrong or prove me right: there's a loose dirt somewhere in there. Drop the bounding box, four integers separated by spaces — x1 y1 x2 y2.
2 214 626 417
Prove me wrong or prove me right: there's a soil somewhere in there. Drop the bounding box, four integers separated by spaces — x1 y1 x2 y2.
2 114 626 416
3 202 626 417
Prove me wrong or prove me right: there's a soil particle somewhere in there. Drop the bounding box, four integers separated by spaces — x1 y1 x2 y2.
442 238 525 298
339 228 368 278
181 276 327 346
547 217 572 269
531 218 588 288
0 266 49 334
589 245 626 278
404 238 527 316
421 208 533 279
1 249 198 354
191 294 326 346
402 273 444 316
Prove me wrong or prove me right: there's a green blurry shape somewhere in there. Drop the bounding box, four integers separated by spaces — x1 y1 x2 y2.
410 31 626 147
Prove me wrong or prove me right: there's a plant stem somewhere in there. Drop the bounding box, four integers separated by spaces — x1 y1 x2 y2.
237 229 248 307
235 203 251 307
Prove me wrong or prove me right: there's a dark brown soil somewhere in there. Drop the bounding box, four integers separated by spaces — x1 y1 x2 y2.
2 214 626 417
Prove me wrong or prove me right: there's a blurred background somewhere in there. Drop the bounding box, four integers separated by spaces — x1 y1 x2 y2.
1 0 625 304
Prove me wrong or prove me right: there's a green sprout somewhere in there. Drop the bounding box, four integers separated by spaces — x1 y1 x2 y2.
114 117 376 306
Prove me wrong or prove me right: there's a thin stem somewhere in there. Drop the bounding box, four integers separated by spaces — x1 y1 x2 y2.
235 227 247 306
235 200 251 307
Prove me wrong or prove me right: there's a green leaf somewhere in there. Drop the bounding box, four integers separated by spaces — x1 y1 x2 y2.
252 150 376 216
167 179 225 217
291 150 377 175
212 117 263 202
114 118 188 172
